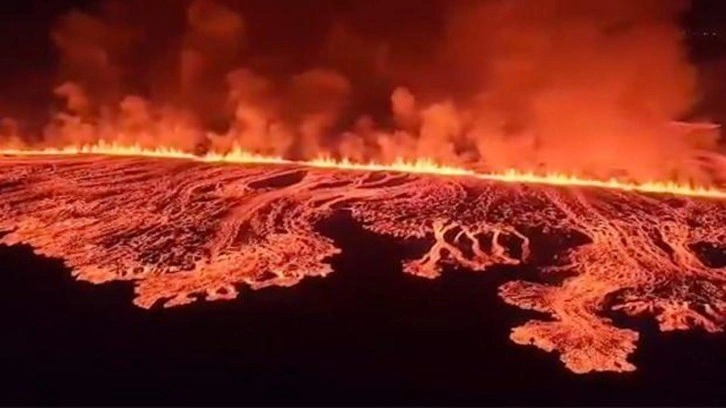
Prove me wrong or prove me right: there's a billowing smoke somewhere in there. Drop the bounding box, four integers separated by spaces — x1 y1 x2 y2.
2 0 723 183
422 0 716 181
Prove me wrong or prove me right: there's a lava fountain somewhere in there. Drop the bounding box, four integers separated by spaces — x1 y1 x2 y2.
0 147 724 375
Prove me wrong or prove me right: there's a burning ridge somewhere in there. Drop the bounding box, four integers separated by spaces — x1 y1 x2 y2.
0 151 724 375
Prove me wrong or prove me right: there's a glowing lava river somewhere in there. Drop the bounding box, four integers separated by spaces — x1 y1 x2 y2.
0 147 725 375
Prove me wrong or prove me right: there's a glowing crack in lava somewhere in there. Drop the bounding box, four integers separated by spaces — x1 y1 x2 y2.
0 149 725 375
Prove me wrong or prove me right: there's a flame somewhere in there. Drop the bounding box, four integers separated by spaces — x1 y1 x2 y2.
1 141 725 199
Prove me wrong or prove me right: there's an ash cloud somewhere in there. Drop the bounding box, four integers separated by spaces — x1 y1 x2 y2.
3 0 724 183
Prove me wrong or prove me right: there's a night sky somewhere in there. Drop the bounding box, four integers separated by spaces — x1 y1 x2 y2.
0 0 725 125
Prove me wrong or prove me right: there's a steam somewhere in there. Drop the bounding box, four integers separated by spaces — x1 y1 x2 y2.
2 0 724 183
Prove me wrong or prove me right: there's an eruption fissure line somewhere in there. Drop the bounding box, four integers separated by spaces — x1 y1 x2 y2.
1 142 725 199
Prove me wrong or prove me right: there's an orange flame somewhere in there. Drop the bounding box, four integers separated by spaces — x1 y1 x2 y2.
1 141 725 199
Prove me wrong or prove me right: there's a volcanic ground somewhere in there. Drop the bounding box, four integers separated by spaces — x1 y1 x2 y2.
0 154 724 374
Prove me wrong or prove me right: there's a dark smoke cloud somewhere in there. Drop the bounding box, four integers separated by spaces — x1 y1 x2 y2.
2 0 724 183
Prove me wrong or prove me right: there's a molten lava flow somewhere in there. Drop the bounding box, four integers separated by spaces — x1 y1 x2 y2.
2 142 725 199
0 150 724 375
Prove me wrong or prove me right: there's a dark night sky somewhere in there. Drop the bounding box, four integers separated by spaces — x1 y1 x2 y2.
0 0 726 131
0 0 444 127
0 1 721 102
0 1 722 80
0 0 723 77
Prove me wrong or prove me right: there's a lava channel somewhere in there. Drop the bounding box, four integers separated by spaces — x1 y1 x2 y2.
0 154 724 374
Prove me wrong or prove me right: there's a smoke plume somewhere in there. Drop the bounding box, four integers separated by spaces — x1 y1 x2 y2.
2 0 723 183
